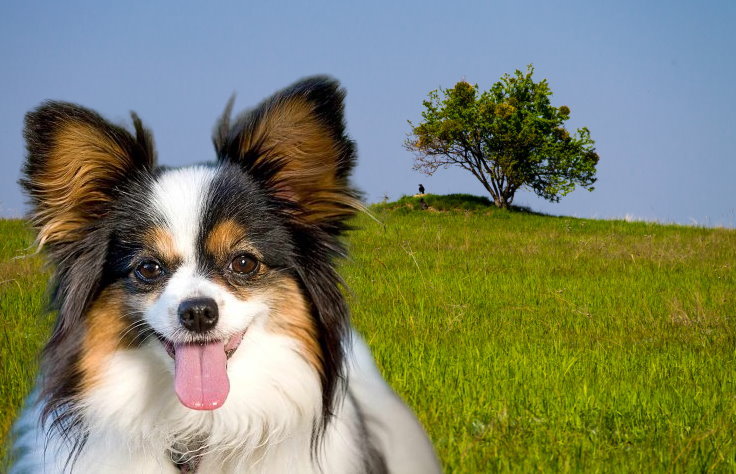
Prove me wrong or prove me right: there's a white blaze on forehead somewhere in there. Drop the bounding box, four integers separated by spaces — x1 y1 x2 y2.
151 166 217 262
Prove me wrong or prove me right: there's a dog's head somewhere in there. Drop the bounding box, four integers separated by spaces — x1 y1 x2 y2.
21 77 358 436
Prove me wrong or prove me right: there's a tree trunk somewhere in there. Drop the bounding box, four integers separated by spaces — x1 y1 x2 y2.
490 182 519 209
481 174 516 209
493 195 509 209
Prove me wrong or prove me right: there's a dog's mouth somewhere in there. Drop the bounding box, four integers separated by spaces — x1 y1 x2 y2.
157 332 245 360
156 331 246 411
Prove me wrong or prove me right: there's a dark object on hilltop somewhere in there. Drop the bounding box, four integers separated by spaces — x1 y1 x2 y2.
406 65 599 209
418 184 425 194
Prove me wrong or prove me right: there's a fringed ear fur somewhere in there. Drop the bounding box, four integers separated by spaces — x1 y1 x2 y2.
20 103 155 450
21 102 156 256
213 76 361 230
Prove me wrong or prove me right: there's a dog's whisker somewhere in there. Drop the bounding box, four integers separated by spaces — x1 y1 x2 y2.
117 319 151 344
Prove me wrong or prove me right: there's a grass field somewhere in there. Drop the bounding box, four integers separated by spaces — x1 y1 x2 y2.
2 195 735 472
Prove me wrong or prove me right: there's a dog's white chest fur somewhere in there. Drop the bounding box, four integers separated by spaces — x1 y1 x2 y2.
12 333 438 473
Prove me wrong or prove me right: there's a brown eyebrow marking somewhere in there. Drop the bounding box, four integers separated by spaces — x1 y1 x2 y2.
205 219 253 257
145 227 179 263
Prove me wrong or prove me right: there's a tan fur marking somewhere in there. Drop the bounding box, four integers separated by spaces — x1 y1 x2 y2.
33 122 136 248
147 227 179 263
205 219 247 257
238 98 362 223
266 277 322 374
79 286 129 392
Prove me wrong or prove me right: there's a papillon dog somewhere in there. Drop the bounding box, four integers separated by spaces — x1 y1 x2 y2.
11 77 439 473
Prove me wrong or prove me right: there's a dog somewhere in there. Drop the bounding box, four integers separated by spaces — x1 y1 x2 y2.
11 77 440 473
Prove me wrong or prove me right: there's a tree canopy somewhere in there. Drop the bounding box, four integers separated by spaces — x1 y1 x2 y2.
405 66 599 208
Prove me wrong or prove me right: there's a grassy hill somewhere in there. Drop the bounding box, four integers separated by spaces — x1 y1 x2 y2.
2 196 735 471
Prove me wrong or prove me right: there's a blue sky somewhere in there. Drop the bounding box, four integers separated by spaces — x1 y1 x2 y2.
1 1 734 226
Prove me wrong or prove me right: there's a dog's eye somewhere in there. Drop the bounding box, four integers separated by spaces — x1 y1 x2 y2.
134 260 164 282
229 254 259 275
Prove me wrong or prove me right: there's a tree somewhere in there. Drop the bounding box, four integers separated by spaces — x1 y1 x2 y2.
405 66 599 209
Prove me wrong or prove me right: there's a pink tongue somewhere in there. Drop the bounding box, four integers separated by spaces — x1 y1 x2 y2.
174 341 230 410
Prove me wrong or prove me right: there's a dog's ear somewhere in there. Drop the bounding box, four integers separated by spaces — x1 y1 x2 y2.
213 76 360 231
21 102 156 253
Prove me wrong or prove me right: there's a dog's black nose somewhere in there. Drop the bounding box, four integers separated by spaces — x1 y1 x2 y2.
178 297 219 333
